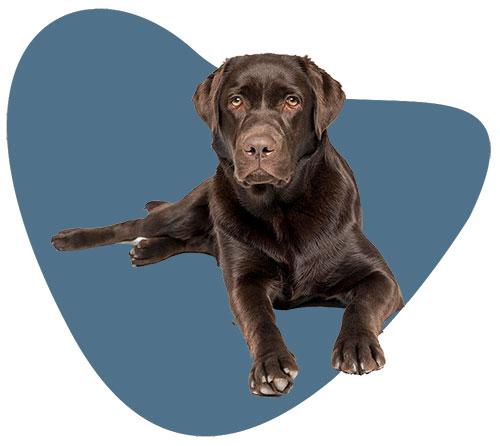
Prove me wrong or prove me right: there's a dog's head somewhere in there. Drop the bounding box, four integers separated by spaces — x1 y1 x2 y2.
193 54 345 188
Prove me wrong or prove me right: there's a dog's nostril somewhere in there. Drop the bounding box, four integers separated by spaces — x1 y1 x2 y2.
244 146 257 156
243 145 275 157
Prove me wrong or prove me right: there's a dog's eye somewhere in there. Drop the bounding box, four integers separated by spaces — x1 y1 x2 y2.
285 95 300 108
230 96 243 108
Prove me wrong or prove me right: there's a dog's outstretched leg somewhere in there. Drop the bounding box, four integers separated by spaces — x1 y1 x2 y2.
51 219 144 251
51 179 215 262
51 200 169 251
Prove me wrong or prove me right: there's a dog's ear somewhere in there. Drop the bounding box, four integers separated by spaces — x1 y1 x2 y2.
192 60 228 133
301 56 345 139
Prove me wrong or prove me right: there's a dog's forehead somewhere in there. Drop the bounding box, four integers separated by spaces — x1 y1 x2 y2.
223 55 309 91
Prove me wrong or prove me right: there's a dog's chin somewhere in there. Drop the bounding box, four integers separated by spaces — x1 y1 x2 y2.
236 170 291 189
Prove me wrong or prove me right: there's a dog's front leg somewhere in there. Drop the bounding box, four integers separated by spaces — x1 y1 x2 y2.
332 269 403 375
229 280 299 397
219 236 298 397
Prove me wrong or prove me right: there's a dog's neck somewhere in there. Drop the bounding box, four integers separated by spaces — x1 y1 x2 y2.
217 134 334 218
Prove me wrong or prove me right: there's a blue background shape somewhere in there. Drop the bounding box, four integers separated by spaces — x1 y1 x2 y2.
7 9 489 436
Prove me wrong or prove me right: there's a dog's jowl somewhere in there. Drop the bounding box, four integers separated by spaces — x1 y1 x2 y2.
52 54 404 397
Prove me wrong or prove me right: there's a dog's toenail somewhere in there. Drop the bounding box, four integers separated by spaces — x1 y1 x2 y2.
260 384 275 395
274 378 288 391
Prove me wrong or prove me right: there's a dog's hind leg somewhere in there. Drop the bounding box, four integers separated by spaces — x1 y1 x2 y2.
51 219 145 251
51 179 216 263
129 179 216 264
50 199 175 252
144 200 168 212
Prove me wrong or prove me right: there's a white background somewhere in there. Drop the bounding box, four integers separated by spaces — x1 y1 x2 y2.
1 1 499 444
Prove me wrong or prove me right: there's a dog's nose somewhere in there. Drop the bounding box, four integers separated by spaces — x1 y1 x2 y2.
243 135 276 158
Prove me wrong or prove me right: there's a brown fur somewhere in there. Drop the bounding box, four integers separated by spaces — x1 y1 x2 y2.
52 54 403 397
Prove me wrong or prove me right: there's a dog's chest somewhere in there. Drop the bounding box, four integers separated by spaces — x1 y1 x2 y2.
267 212 333 299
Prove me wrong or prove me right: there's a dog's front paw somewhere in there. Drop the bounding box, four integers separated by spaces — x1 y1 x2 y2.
332 331 385 375
249 350 298 397
51 228 89 251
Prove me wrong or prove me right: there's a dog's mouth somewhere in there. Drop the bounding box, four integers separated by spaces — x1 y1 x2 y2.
237 169 291 188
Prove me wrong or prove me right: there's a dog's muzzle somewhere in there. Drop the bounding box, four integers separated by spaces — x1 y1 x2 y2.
234 126 292 187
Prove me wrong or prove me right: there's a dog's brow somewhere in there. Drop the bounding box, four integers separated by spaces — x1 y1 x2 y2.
225 83 263 102
268 82 302 95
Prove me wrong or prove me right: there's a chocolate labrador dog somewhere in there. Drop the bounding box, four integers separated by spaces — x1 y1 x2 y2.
51 54 404 397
